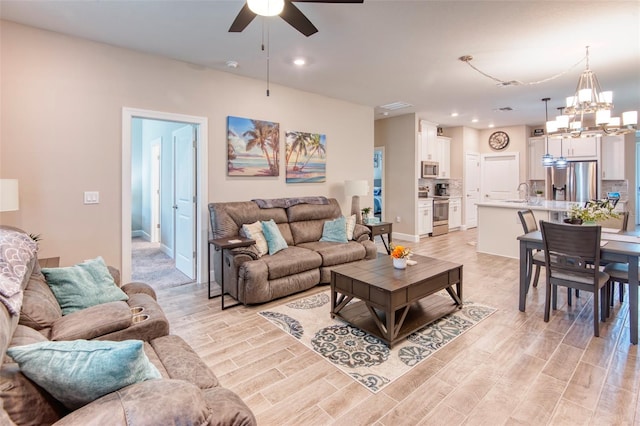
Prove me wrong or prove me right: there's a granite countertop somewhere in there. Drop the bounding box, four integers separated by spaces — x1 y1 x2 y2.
475 199 578 212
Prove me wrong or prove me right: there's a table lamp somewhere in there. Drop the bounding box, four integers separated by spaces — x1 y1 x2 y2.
0 179 19 212
344 179 369 224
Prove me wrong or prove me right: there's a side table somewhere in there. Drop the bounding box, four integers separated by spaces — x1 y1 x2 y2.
38 257 60 268
365 222 393 254
208 237 254 310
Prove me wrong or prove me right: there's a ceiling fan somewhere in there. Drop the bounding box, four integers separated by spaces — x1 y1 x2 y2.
229 0 364 37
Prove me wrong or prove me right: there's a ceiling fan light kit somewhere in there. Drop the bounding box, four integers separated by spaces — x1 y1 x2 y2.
230 0 364 37
248 0 285 16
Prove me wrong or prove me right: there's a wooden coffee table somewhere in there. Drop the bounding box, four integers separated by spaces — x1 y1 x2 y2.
330 254 463 347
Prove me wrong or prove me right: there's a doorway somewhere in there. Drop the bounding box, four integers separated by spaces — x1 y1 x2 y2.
122 108 208 286
373 147 385 220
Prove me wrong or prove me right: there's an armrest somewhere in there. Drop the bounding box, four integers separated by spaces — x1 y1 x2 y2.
230 245 260 260
53 380 210 426
121 282 157 301
49 301 132 341
353 223 370 241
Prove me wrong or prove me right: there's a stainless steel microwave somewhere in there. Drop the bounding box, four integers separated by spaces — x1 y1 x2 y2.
421 161 439 178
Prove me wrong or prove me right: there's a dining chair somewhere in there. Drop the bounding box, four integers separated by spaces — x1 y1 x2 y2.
540 221 610 337
597 211 630 305
517 210 544 289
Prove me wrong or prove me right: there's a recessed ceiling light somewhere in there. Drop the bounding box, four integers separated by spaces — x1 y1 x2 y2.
293 58 306 66
226 60 239 69
488 124 495 128
471 118 479 123
451 112 459 117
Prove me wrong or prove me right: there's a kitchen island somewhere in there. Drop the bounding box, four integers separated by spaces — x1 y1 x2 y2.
476 199 576 258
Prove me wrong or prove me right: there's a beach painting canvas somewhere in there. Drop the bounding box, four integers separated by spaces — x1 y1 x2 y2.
285 131 326 183
227 116 280 176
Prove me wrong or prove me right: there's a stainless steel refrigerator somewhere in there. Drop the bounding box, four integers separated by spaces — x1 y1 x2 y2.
546 160 598 202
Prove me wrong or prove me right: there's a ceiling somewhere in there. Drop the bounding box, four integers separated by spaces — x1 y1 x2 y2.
1 0 639 129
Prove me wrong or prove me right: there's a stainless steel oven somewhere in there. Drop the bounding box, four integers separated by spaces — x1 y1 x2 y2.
432 197 449 236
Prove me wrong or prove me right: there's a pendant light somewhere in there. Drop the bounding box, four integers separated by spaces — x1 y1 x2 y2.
554 107 568 169
541 98 555 167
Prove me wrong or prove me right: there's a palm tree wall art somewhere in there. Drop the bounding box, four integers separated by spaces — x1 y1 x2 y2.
285 131 326 183
227 116 280 177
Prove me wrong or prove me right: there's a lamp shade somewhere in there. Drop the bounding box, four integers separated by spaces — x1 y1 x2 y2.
0 179 19 212
344 180 369 197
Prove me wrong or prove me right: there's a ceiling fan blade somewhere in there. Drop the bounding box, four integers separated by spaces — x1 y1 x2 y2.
281 1 318 37
229 3 257 33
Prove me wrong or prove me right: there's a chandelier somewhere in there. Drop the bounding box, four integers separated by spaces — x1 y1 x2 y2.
546 46 637 138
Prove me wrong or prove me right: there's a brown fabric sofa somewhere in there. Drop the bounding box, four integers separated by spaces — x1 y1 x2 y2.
0 227 256 425
209 197 378 304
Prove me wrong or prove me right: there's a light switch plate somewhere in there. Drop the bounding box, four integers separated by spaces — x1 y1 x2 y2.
84 191 99 204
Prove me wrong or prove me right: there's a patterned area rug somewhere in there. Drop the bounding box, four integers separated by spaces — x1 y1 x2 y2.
259 291 496 393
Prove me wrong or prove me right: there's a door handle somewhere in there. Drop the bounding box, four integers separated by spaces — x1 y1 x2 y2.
173 205 178 209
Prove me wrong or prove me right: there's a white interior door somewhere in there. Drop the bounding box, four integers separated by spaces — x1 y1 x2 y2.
151 142 161 242
173 125 196 279
481 153 520 201
464 152 480 228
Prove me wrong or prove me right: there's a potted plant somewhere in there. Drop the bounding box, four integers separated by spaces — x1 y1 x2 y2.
565 199 618 225
390 243 412 269
534 190 544 205
361 207 372 223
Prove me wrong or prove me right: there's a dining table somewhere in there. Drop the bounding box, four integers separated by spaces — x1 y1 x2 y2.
518 229 640 344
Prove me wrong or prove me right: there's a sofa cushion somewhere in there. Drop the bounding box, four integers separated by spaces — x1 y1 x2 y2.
320 216 348 243
346 214 357 240
19 269 62 330
7 339 161 410
297 241 367 266
41 257 129 315
49 301 133 341
260 247 322 280
262 219 289 255
53 379 212 426
241 221 268 257
289 219 326 245
0 362 66 425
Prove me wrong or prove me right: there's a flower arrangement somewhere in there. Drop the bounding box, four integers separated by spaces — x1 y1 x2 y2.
567 199 619 224
390 243 412 259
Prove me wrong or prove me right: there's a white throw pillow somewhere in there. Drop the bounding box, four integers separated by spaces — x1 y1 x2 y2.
242 221 269 257
345 214 357 240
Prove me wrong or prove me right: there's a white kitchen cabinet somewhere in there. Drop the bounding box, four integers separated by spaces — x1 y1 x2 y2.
419 123 438 162
601 135 625 180
548 136 598 159
418 199 433 236
448 197 462 230
418 122 450 178
437 136 451 178
528 137 546 181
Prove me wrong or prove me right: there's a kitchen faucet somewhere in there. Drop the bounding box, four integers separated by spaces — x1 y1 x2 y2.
517 182 530 202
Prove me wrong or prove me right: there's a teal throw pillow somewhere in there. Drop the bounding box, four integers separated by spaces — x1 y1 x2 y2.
261 219 289 255
42 256 128 315
320 216 348 243
7 339 161 410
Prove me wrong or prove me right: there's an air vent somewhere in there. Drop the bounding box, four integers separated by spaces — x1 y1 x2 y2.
493 107 513 112
379 101 413 111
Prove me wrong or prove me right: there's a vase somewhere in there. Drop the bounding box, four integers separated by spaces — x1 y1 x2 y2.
393 257 407 269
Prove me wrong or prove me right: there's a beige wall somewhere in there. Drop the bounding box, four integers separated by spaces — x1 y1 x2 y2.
0 21 374 267
374 113 418 239
478 125 529 182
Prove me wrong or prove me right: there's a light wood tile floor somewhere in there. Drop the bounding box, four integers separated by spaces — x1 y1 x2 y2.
155 228 639 425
